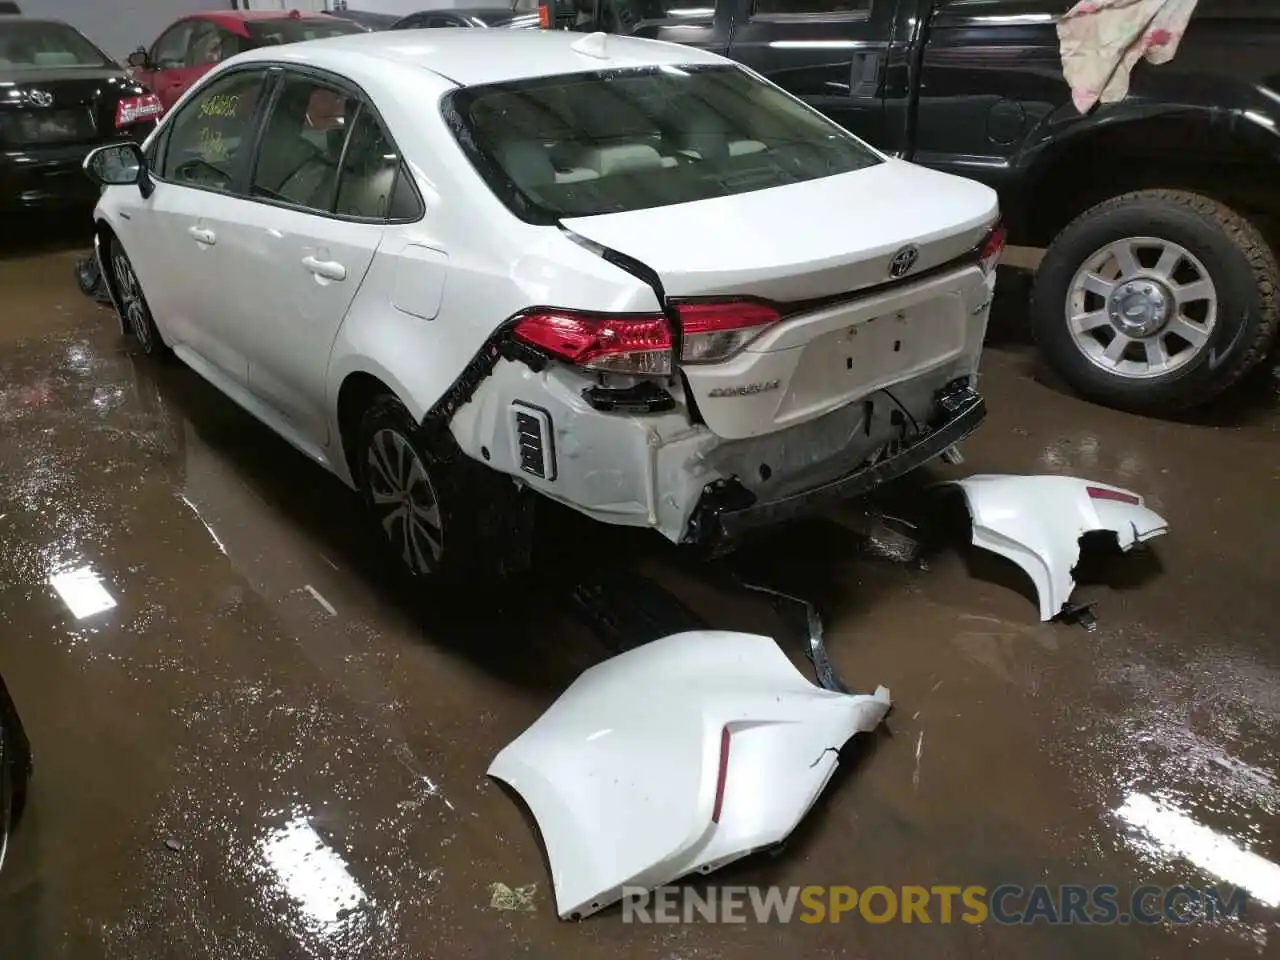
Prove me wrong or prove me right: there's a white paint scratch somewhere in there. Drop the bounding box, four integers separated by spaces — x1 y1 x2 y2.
304 584 337 616
912 730 925 792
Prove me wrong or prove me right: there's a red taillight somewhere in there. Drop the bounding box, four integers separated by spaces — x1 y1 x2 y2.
512 309 673 375
1087 485 1142 505
674 300 780 364
711 726 731 824
980 220 1007 276
537 3 551 27
116 94 163 128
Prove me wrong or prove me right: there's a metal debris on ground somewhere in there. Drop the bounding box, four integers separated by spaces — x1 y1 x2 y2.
1058 601 1099 632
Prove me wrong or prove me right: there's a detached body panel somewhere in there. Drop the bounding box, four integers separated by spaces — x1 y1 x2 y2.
488 631 890 919
946 474 1169 621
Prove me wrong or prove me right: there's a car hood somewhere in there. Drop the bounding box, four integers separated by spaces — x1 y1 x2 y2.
559 159 999 302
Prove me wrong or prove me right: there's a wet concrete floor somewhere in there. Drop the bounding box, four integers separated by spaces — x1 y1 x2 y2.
0 245 1278 959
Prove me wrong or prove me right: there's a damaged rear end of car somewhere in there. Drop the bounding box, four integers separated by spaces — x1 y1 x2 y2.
439 57 1004 550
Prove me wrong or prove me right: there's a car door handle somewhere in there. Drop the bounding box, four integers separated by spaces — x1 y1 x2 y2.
188 226 216 246
302 256 346 282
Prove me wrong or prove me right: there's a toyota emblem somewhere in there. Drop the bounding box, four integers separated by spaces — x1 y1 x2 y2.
889 244 919 279
29 90 54 107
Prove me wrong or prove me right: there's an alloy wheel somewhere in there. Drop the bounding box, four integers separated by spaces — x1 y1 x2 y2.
1065 236 1218 380
112 252 153 351
365 428 444 574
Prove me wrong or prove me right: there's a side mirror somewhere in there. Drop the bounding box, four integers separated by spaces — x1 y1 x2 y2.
83 142 152 197
126 47 150 69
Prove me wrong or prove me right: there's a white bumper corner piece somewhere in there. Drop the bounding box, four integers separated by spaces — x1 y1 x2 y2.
945 474 1169 621
487 630 891 920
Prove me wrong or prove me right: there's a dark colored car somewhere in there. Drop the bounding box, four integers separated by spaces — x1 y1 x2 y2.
126 11 364 115
548 0 1280 414
392 7 540 29
0 18 161 213
326 8 402 31
0 673 30 871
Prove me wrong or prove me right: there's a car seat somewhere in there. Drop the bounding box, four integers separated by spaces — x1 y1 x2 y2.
254 84 342 209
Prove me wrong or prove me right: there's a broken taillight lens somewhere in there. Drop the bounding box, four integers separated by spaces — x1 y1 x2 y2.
1087 485 1142 505
711 726 732 824
675 300 780 364
116 93 163 128
512 309 673 376
979 220 1007 276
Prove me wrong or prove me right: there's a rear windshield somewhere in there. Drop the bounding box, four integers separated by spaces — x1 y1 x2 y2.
443 64 883 224
245 18 364 46
0 20 112 69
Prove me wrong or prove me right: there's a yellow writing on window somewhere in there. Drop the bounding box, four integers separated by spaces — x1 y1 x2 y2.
199 93 240 119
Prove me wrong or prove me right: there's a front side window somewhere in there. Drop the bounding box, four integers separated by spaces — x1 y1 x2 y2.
252 74 352 211
187 22 240 68
245 18 363 46
444 64 882 223
0 19 113 69
160 69 268 193
152 22 193 70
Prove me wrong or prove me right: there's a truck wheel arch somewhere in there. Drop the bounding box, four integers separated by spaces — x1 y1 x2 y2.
1013 105 1280 248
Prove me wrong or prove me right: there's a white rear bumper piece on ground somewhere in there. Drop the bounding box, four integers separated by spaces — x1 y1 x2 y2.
488 631 891 920
945 474 1169 621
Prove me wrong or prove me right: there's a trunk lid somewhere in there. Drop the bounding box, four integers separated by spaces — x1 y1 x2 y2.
560 159 998 302
0 71 144 147
562 161 999 440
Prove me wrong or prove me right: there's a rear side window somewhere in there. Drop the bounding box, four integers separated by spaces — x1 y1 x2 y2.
159 70 267 192
335 109 415 220
252 74 352 211
247 68 422 222
444 63 882 224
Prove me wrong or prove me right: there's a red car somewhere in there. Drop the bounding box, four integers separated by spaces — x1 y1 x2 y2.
126 9 363 114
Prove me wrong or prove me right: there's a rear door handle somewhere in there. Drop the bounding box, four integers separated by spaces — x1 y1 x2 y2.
302 256 346 282
188 226 216 246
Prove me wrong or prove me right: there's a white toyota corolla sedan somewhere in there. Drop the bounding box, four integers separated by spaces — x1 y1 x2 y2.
84 29 1004 581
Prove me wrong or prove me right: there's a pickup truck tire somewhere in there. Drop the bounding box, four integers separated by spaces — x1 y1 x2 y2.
1031 190 1279 413
355 395 521 584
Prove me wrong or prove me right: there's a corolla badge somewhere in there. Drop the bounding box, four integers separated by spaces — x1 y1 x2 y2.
889 244 919 279
28 90 54 107
708 380 781 398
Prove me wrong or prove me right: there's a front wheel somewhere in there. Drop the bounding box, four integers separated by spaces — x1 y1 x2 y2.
109 238 171 359
1031 189 1279 414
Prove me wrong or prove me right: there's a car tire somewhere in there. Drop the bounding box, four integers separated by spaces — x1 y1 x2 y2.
355 395 528 584
1031 189 1279 413
109 238 171 360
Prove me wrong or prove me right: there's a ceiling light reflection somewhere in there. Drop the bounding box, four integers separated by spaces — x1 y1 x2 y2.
1117 792 1280 908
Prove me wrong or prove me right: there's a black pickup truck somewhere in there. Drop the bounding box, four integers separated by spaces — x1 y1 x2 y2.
542 0 1280 414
